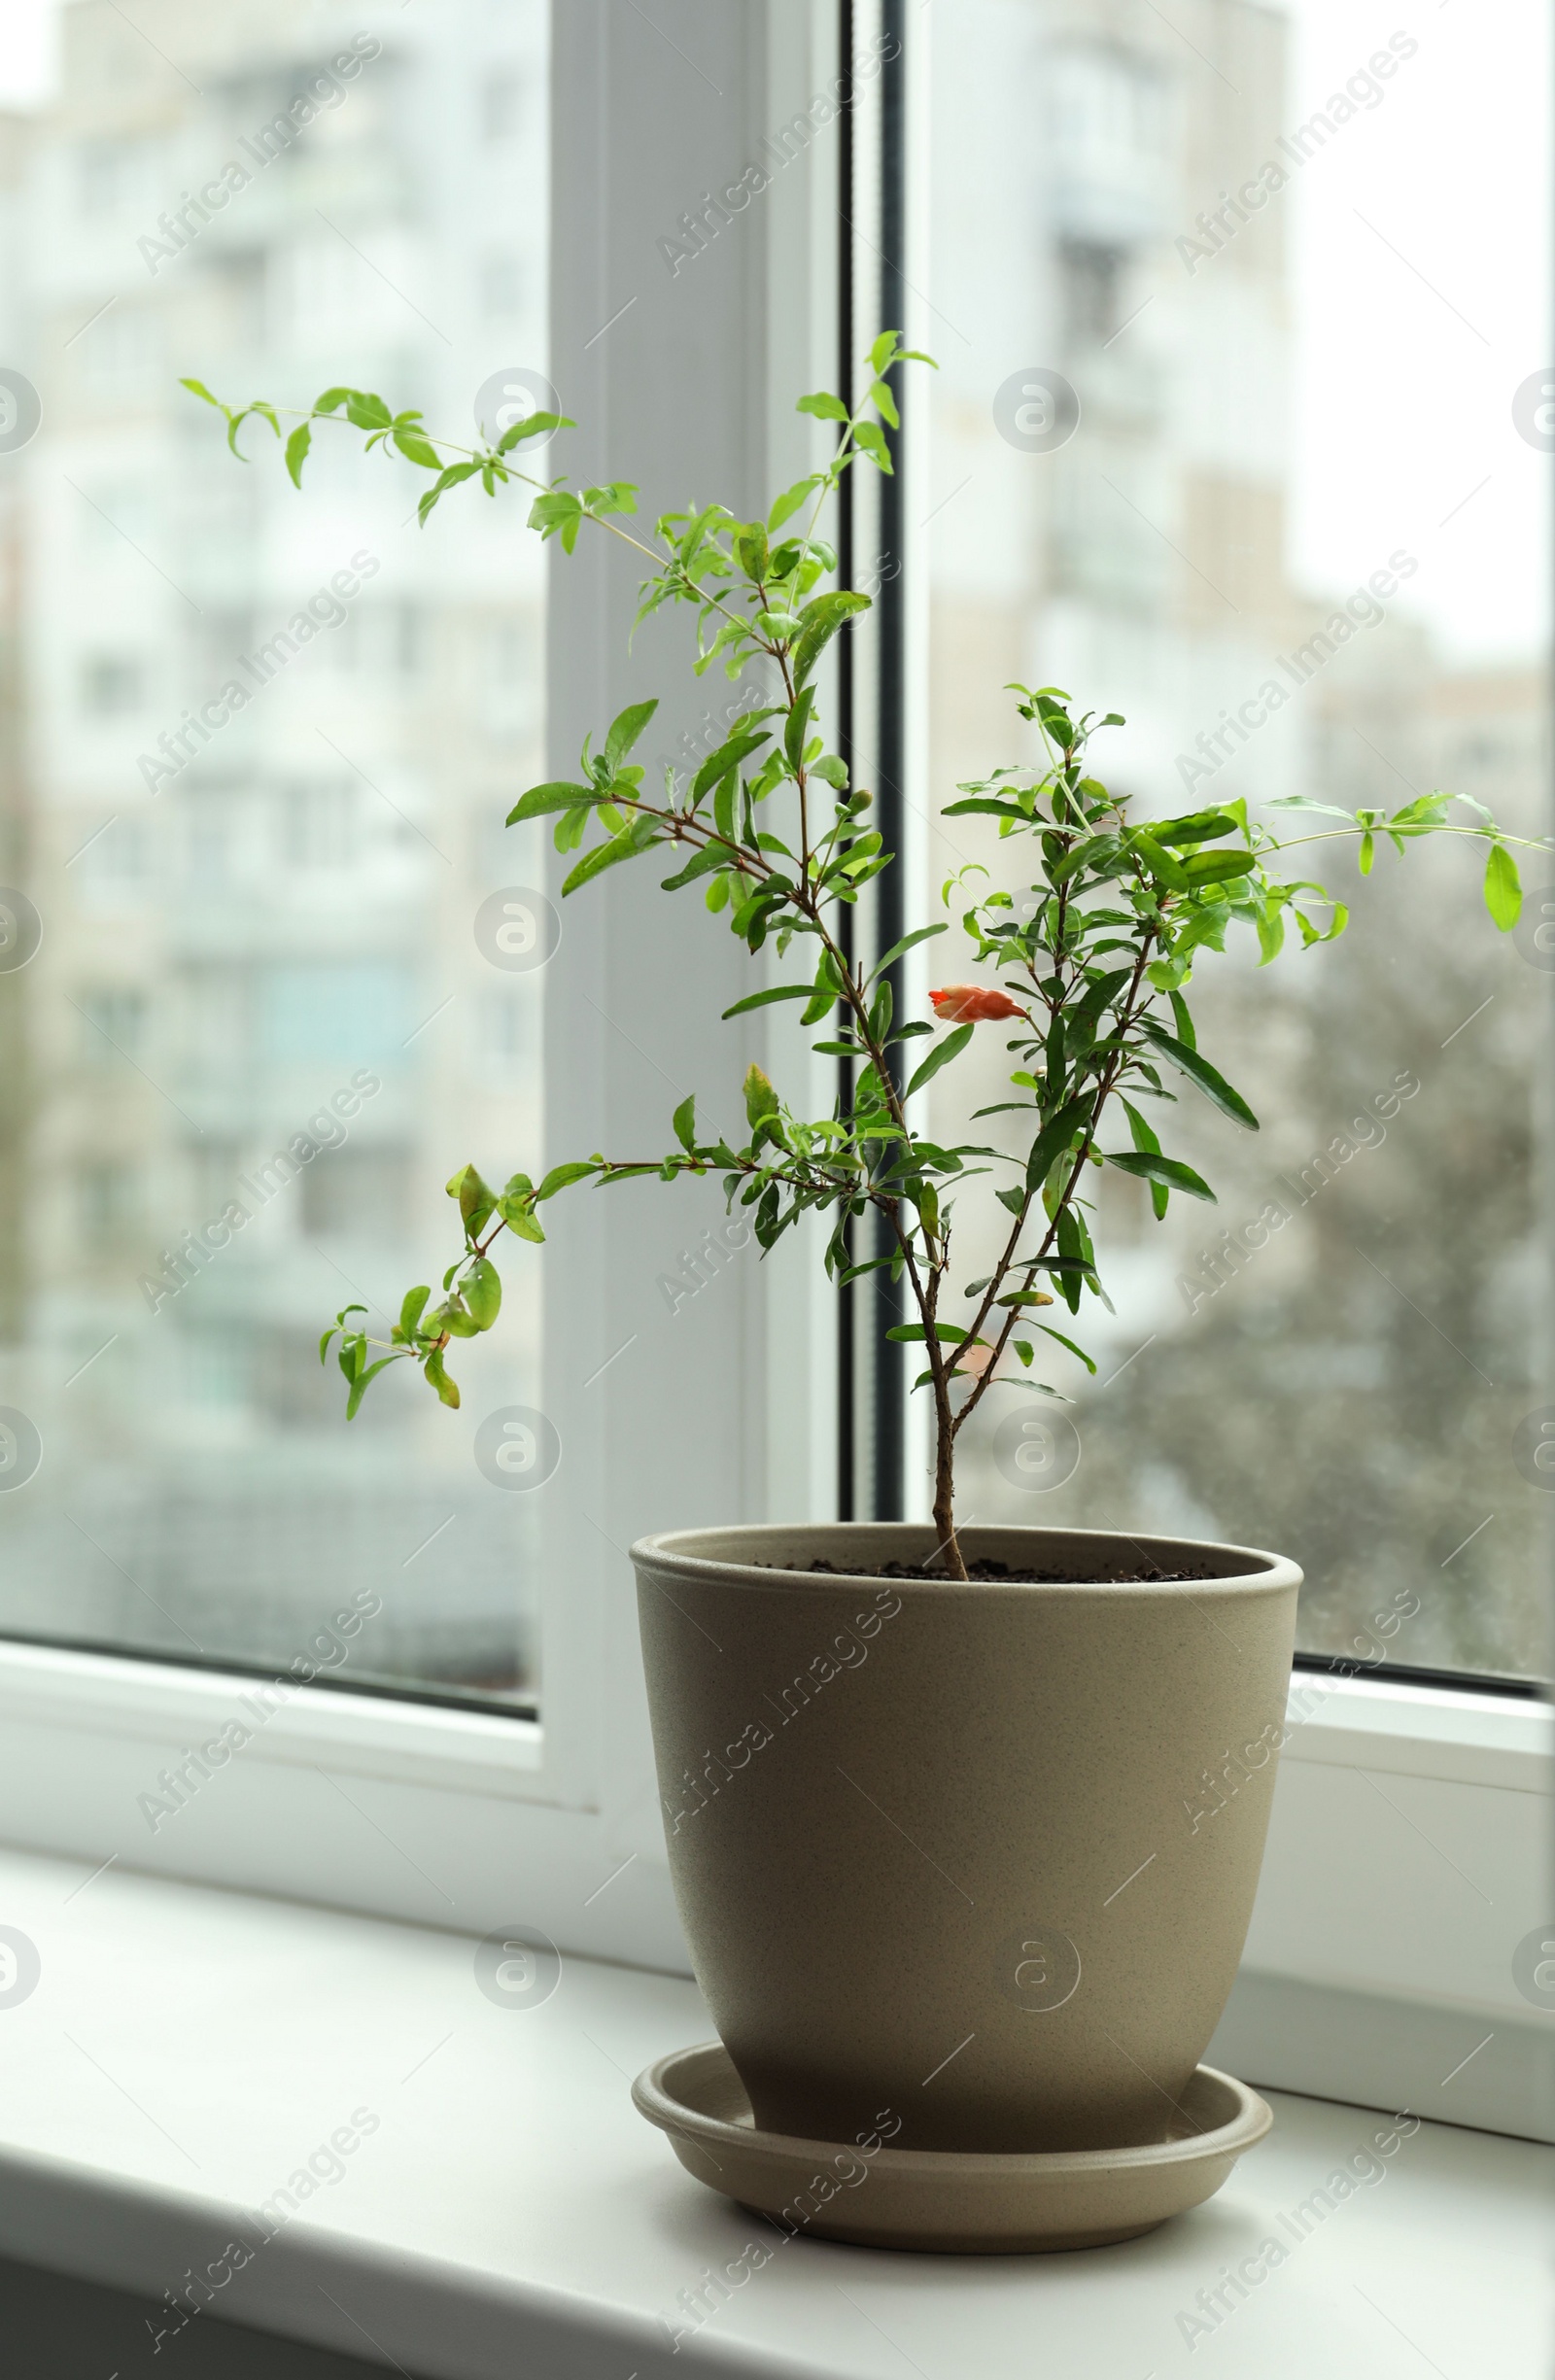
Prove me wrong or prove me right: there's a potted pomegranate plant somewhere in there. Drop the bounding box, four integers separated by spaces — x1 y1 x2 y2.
188 352 1527 2248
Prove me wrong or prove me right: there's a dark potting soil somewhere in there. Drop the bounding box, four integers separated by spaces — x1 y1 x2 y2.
794 1557 1213 1586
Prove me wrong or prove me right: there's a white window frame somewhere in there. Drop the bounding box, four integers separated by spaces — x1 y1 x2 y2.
0 0 1546 2144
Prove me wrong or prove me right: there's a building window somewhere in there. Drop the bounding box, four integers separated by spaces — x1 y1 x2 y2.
78 988 147 1064
80 654 143 715
299 1144 413 1240
78 1160 139 1240
1060 239 1126 347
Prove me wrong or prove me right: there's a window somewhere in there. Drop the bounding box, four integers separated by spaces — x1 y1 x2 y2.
1059 239 1127 347
299 1142 413 1241
77 986 147 1063
76 134 154 218
0 3 555 1713
78 654 143 715
77 1160 140 1244
926 0 1551 1688
281 780 358 870
0 7 1539 2137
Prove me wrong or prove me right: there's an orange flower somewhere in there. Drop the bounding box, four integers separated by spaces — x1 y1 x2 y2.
930 983 1028 1024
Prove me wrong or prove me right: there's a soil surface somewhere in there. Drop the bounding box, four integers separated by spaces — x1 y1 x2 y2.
793 1557 1215 1586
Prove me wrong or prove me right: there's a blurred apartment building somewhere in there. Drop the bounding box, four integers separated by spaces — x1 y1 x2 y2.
0 0 551 1689
923 0 1550 1673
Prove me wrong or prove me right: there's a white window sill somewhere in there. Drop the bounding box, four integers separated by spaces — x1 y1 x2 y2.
1279 1666 1552 1793
0 1845 1550 2379
0 1638 549 1803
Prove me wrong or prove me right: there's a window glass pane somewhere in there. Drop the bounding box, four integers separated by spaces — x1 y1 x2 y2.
927 0 1552 1681
0 3 551 1706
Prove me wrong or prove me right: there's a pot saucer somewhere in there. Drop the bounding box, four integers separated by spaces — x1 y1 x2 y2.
633 2043 1271 2254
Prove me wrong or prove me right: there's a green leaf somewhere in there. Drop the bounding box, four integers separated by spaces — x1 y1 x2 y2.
423 1348 460 1409
562 815 658 895
768 474 822 532
527 489 585 546
604 698 659 772
465 1257 501 1329
692 730 771 810
1128 830 1192 890
498 1194 545 1243
180 377 220 407
391 420 442 469
1054 1205 1087 1312
1022 1093 1093 1194
721 983 813 1018
1181 850 1254 886
783 685 815 772
284 421 311 488
1255 901 1286 964
660 843 730 893
852 419 893 473
743 1063 780 1128
796 391 848 421
346 1357 397 1420
1484 841 1522 931
1121 1096 1167 1219
1104 1151 1216 1202
1150 811 1239 847
1137 1022 1259 1130
673 1094 698 1153
419 461 480 524
1036 1324 1097 1374
536 1161 597 1201
399 1285 432 1339
505 779 596 824
446 1162 496 1231
791 590 870 687
940 797 1029 822
497 410 573 452
905 1021 973 1099
869 921 948 984
735 521 770 582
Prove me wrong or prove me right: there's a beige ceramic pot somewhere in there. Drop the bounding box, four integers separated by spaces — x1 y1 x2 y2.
633 1522 1299 2156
